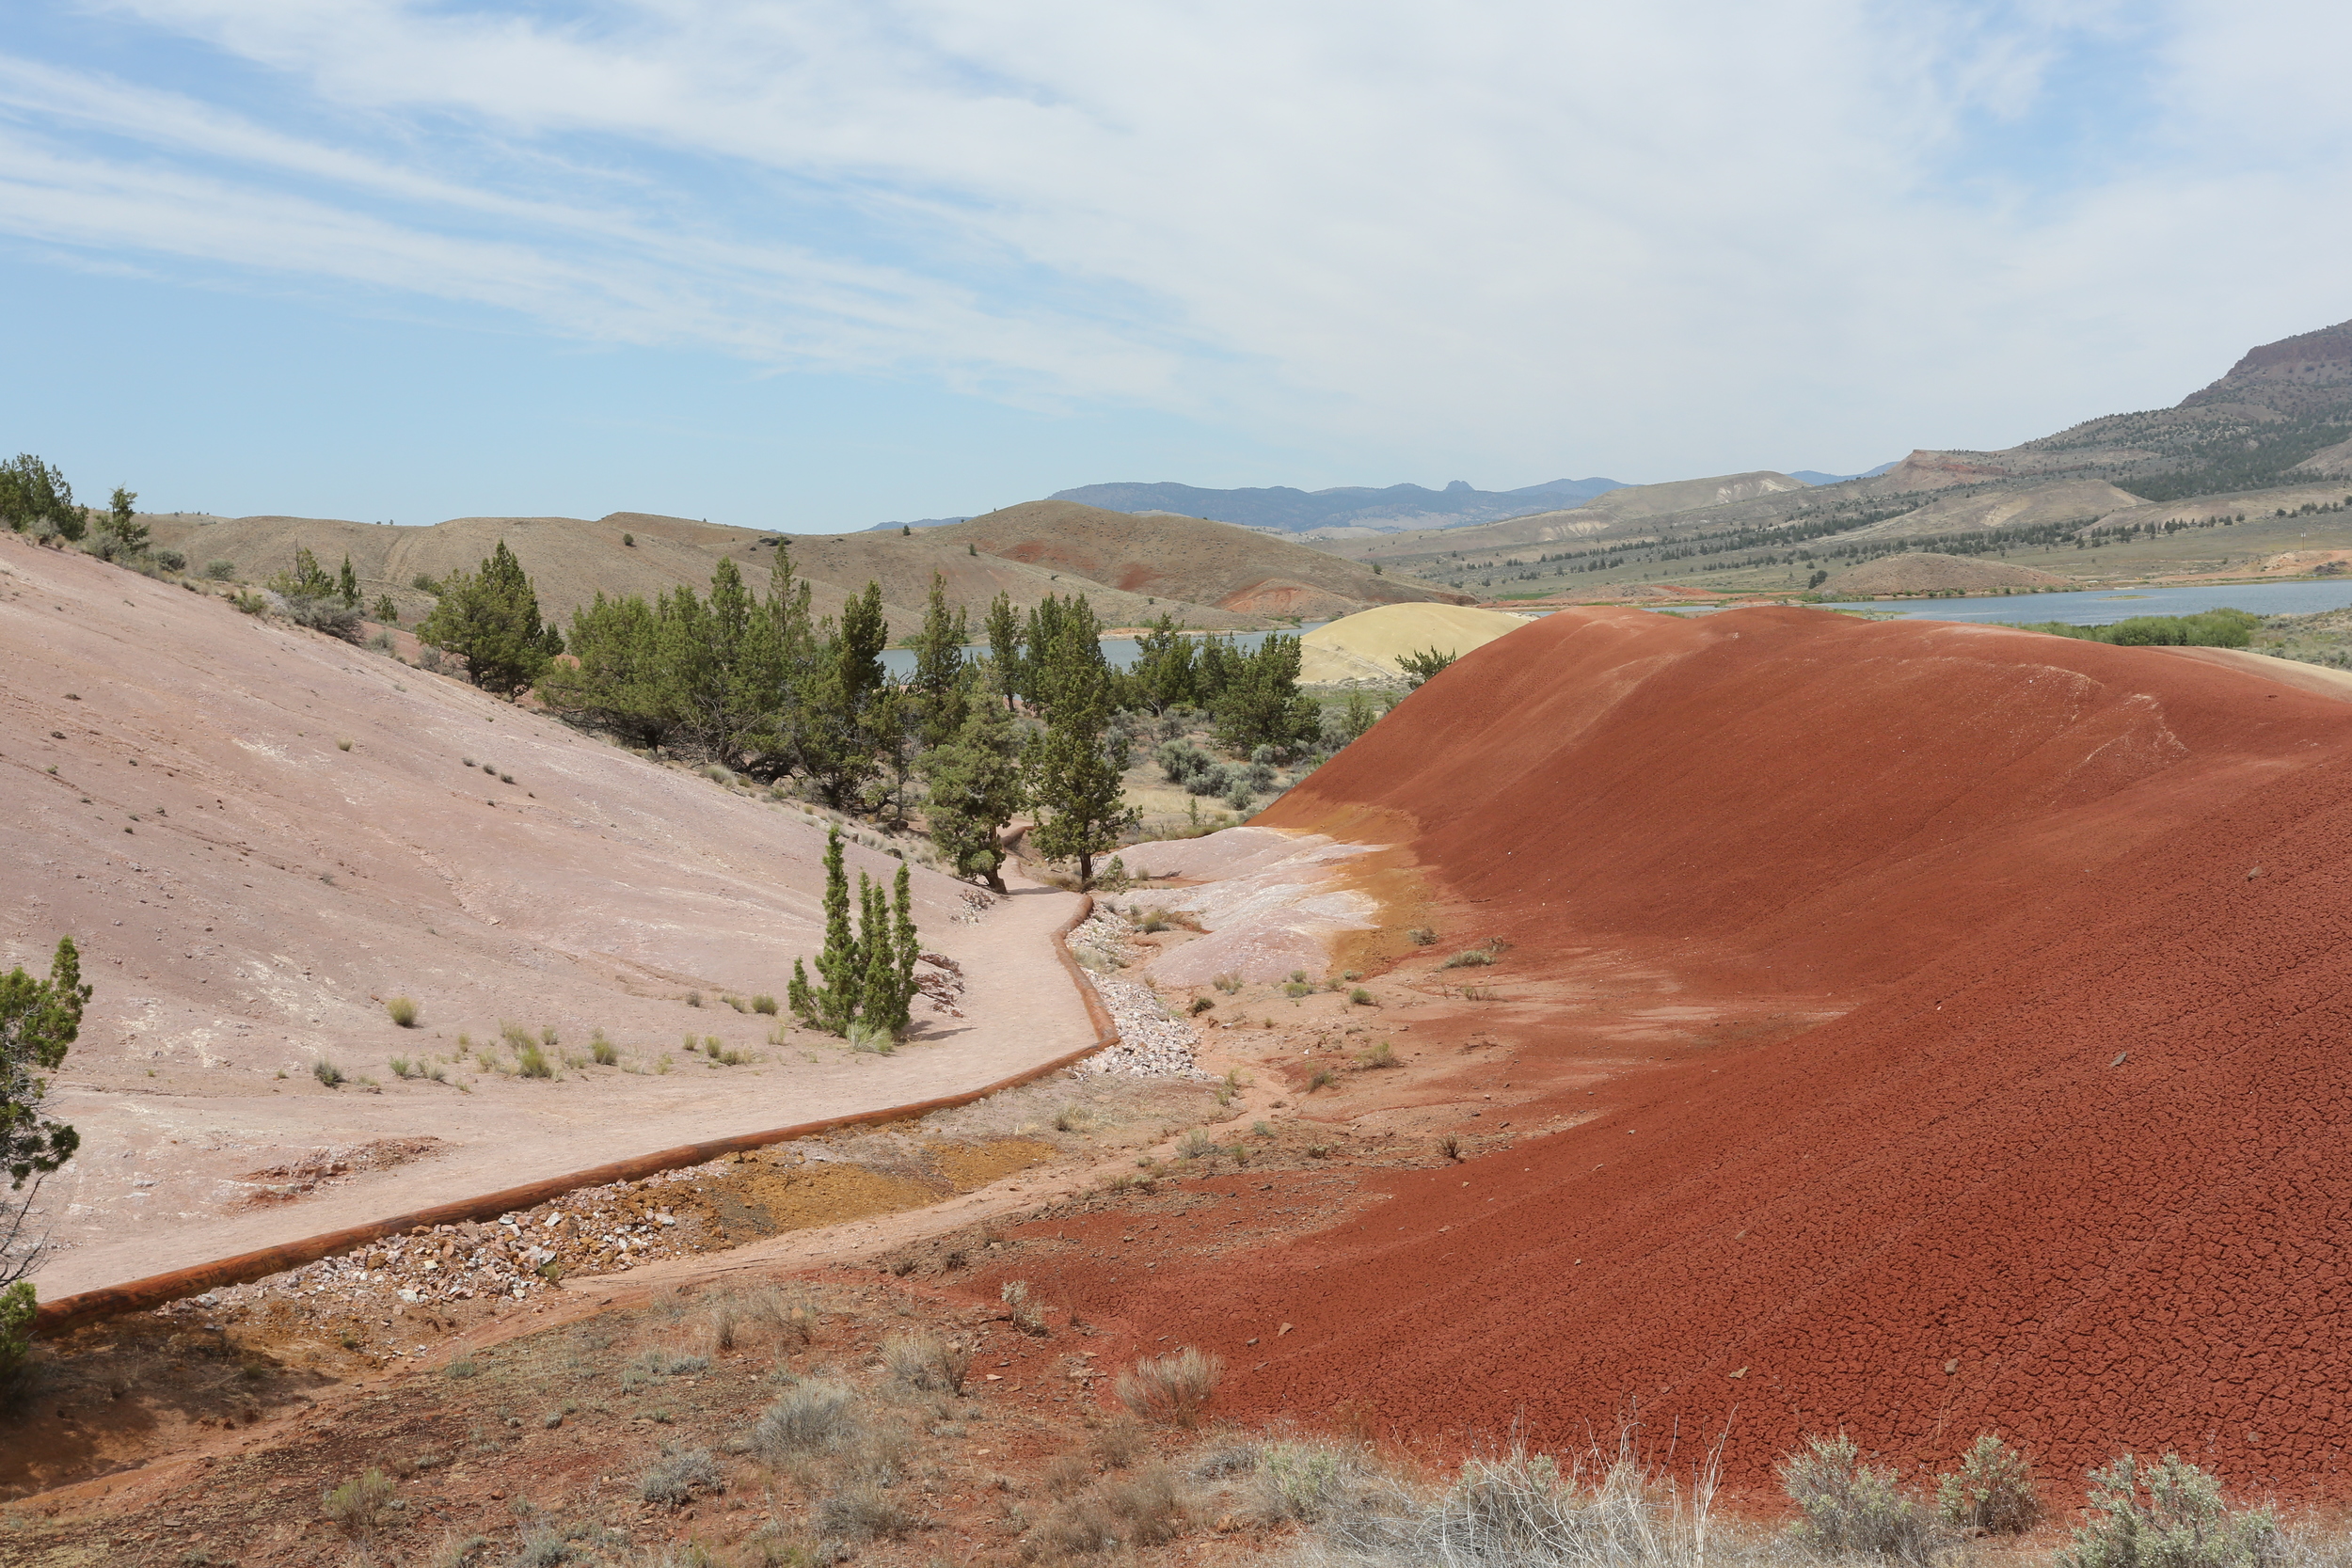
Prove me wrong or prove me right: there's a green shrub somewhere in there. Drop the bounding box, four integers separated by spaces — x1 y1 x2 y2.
312 1058 345 1087
1937 1433 2042 1535
591 1037 619 1066
1349 987 1375 1006
322 1467 395 1535
0 1282 36 1398
1309 1068 1335 1092
1177 1129 1216 1159
2020 608 2259 649
1358 1039 1396 1068
751 993 778 1015
516 1043 554 1079
204 559 234 579
2059 1454 2277 1568
152 549 185 572
1189 995 1214 1014
386 995 418 1028
1283 981 1311 998
1442 947 1496 969
1407 927 1438 945
1779 1432 1941 1562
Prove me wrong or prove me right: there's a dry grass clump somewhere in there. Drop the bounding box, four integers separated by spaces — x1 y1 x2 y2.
1092 1415 1149 1470
818 1481 916 1542
1001 1279 1049 1335
882 1331 971 1394
1291 1441 1717 1568
386 995 420 1027
1030 1465 1191 1559
1117 1347 1223 1429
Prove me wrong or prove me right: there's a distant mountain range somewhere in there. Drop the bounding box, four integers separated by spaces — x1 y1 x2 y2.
873 467 1905 535
1041 477 1626 535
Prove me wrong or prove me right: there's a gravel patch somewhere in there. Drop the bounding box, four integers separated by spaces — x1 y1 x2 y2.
1066 910 1208 1080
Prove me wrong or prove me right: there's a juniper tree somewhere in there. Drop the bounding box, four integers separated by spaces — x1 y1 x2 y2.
338 554 360 607
787 829 920 1040
788 828 860 1035
984 592 1024 712
2 936 88 1291
0 454 81 540
418 540 562 698
794 583 889 807
1025 595 1138 887
919 693 1027 893
98 487 147 558
910 572 970 748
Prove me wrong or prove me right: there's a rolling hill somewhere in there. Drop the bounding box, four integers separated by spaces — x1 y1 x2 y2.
147 503 1461 641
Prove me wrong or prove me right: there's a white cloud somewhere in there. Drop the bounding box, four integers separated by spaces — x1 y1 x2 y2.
18 0 2352 477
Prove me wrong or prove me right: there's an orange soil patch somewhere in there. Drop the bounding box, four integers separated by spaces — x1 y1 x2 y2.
1059 606 2352 1496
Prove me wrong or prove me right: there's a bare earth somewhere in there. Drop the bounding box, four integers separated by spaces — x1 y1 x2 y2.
0 531 1099 1302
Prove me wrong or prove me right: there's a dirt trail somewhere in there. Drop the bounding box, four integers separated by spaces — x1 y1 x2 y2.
1054 607 2352 1496
0 531 1099 1304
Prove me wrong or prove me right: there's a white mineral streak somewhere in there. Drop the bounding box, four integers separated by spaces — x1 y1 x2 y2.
1118 827 1381 985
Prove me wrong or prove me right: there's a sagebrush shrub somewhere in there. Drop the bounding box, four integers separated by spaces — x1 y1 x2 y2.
2059 1453 2278 1568
754 1379 862 1456
1779 1432 1942 1562
1937 1433 2042 1534
638 1447 724 1506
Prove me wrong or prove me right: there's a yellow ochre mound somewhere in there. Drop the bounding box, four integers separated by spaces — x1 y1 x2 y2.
1299 603 1536 684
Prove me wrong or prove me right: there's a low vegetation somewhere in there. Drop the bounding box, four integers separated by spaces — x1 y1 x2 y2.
2019 607 2259 648
1116 1347 1224 1428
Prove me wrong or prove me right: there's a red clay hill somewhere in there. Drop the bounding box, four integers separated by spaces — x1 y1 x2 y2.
1064 607 2352 1496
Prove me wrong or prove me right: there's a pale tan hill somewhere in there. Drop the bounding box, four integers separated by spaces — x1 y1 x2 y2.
145 510 1263 637
1318 471 1808 567
1298 604 1535 683
0 530 1100 1300
1581 469 1809 518
1820 552 2071 594
1841 478 2144 540
930 500 1469 619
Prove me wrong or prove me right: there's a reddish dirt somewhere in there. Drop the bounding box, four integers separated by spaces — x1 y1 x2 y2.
1038 607 2352 1497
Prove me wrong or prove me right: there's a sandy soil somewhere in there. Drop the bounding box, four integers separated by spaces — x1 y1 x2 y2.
1295 604 1534 684
0 531 1099 1303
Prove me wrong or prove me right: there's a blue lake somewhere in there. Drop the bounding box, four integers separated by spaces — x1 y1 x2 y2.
1802 580 2352 628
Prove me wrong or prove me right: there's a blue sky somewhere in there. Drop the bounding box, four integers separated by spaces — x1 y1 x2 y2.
4 1 2348 531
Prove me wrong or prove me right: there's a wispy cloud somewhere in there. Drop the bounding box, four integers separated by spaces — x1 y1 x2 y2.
13 0 2352 476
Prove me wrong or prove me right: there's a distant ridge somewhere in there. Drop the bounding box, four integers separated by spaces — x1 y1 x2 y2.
1049 476 1625 534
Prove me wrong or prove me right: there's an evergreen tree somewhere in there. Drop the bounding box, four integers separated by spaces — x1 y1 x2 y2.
1025 598 1138 888
269 545 338 600
787 829 921 1041
417 540 562 698
0 454 81 540
984 592 1024 712
787 827 860 1035
337 554 360 607
910 572 970 748
919 694 1028 892
97 487 147 558
1130 613 1197 714
795 583 889 807
1212 632 1323 756
2 936 88 1289
373 593 398 623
